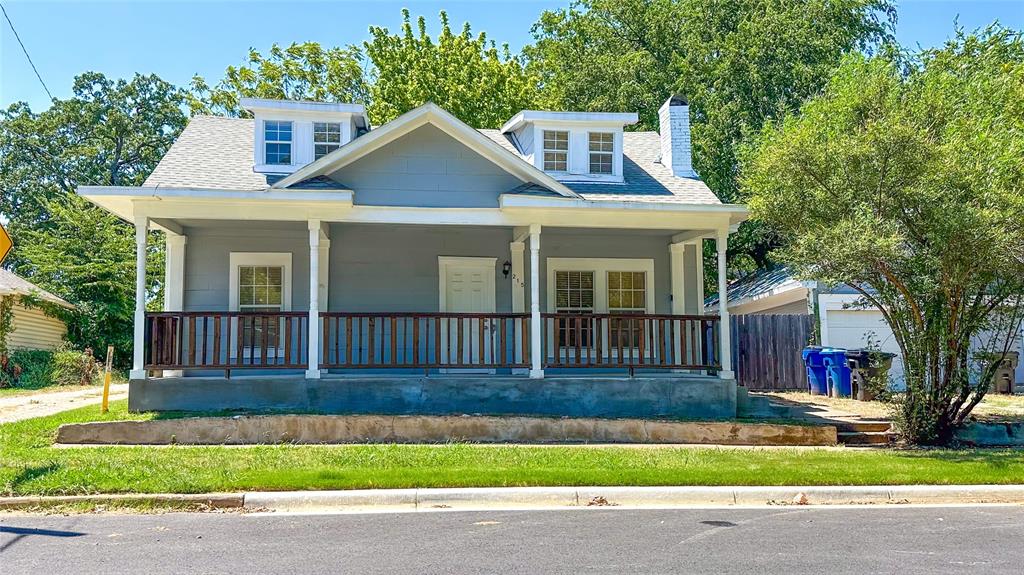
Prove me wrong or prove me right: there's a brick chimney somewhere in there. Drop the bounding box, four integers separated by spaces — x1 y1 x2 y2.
658 95 697 178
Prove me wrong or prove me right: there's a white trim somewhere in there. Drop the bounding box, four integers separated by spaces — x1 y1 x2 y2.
307 222 321 379
545 257 656 315
130 216 148 380
228 252 293 312
271 103 580 198
501 110 639 133
437 256 498 313
164 234 187 312
529 225 543 378
510 242 525 314
716 229 734 379
76 186 748 231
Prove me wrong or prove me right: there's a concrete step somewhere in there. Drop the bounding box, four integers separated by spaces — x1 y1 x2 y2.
838 431 895 445
833 420 892 433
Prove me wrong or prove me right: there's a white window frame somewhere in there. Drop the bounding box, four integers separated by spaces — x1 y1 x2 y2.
545 258 655 315
546 258 655 358
228 252 293 359
542 129 569 173
229 252 293 312
263 120 293 165
588 131 614 175
313 121 342 160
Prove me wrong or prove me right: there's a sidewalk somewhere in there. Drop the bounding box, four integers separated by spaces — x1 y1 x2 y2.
0 384 128 424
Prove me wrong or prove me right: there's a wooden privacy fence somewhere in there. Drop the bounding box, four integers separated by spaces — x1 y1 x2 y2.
730 314 814 390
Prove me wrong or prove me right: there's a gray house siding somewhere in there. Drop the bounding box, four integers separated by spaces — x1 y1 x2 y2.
182 222 310 311
327 124 524 208
327 223 514 312
181 223 697 318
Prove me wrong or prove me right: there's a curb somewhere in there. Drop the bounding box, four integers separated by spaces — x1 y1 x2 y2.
5 486 1024 513
243 485 1024 512
0 493 243 511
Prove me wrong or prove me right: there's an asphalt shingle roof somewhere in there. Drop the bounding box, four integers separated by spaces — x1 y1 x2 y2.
145 115 724 205
0 269 74 308
704 266 796 308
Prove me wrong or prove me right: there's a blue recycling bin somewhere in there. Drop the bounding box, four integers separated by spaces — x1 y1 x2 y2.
802 346 828 395
821 348 853 397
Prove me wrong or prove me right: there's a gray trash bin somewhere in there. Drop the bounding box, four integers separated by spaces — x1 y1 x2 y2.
993 351 1019 394
847 349 895 401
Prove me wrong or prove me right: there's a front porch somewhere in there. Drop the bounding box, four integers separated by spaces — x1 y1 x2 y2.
128 217 739 415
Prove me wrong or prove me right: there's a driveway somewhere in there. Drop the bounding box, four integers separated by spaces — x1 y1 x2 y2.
0 384 129 424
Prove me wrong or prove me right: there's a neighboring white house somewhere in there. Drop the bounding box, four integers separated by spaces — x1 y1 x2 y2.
0 269 74 351
708 267 1024 386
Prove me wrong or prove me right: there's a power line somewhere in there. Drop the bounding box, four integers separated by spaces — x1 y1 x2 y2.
0 2 53 101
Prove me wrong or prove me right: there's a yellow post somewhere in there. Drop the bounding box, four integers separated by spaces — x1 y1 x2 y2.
101 345 114 414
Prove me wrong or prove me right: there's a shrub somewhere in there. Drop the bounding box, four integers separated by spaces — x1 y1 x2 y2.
50 344 102 387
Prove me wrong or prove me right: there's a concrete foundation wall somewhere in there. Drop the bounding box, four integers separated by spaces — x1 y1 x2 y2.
58 413 835 446
129 376 738 420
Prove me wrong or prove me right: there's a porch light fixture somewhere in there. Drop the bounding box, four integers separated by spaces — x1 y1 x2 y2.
502 260 512 278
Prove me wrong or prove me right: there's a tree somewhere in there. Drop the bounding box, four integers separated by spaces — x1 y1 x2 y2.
188 42 369 117
0 72 187 366
742 27 1024 444
526 0 896 276
364 10 541 128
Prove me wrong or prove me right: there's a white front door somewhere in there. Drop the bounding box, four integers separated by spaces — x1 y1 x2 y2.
439 257 496 368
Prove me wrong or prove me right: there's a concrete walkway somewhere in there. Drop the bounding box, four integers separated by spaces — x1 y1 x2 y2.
0 384 129 424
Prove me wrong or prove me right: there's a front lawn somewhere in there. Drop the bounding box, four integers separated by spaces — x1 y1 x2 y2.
1 400 1022 496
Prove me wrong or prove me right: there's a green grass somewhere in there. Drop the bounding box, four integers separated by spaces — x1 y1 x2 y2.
2 400 1023 496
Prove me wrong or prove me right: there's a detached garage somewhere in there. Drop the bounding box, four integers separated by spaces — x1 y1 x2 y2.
710 267 1024 389
0 269 75 351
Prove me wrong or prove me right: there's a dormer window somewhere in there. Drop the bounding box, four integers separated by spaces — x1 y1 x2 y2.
589 132 614 174
543 130 569 172
313 122 342 160
264 120 292 165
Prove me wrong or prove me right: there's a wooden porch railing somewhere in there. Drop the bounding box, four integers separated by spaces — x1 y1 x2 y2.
144 311 719 375
319 312 531 370
145 312 309 374
542 313 720 372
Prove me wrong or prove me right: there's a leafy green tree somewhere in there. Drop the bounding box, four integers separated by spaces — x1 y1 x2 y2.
527 0 896 275
189 42 369 117
0 72 186 366
742 27 1024 444
364 9 541 127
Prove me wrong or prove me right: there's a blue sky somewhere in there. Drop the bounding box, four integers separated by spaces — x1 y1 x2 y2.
2 0 1023 111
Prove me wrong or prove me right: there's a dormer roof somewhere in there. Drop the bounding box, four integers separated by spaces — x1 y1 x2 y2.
240 97 370 129
500 110 639 133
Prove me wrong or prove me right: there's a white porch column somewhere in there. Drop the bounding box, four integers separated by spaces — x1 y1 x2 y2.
164 234 187 312
306 220 322 379
669 242 686 315
716 229 734 379
163 233 187 377
130 216 149 380
529 224 543 379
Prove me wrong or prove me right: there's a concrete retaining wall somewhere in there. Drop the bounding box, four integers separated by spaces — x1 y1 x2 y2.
57 414 837 446
956 421 1024 447
128 375 738 420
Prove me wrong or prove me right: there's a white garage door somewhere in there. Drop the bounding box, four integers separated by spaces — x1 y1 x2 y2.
822 304 1024 389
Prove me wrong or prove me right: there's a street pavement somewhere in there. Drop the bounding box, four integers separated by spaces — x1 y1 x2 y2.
2 505 1023 574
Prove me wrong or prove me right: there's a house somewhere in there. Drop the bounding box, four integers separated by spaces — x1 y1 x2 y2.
708 267 1024 388
78 96 749 418
0 269 75 351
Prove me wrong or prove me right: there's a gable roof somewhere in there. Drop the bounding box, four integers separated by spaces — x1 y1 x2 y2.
272 103 580 198
143 106 725 206
0 269 75 308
